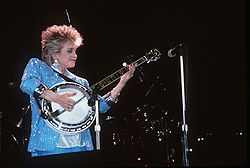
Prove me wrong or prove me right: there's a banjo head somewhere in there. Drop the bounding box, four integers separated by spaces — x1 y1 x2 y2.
42 82 96 135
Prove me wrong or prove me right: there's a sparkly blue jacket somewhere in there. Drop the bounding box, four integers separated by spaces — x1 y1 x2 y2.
20 58 110 154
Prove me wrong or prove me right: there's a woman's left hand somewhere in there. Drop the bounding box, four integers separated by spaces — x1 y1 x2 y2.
120 64 135 83
110 64 135 101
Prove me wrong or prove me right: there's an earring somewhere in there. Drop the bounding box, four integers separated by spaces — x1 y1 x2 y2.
54 59 59 64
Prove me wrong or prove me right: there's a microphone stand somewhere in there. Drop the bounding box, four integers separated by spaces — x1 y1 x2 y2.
88 89 101 150
95 98 101 150
179 48 189 167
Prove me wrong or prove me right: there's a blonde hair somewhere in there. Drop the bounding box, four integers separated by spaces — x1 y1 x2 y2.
41 25 83 66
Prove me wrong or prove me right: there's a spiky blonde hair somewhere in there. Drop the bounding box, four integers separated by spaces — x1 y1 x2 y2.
41 25 83 66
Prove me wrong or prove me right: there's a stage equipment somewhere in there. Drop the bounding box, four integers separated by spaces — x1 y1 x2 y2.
4 118 25 152
65 9 71 24
168 43 184 58
124 104 165 145
168 43 189 166
94 92 101 150
102 116 128 150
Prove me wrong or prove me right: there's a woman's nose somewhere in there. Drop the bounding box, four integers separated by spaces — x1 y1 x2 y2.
72 51 77 58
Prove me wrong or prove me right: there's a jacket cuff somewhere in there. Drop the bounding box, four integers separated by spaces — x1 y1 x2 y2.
33 84 48 99
104 91 118 106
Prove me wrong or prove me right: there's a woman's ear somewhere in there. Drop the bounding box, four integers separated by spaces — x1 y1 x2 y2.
51 53 58 60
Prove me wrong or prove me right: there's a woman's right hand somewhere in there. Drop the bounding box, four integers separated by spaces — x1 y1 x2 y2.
55 92 76 111
40 89 76 111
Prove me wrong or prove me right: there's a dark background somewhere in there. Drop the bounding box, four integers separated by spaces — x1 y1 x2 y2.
0 0 247 167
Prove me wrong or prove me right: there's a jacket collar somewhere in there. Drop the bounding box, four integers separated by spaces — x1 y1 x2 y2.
51 61 75 79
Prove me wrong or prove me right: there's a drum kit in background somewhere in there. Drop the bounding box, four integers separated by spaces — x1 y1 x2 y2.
101 103 183 164
103 104 165 148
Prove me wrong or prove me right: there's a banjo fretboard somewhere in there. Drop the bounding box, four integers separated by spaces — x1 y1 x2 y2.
90 49 161 91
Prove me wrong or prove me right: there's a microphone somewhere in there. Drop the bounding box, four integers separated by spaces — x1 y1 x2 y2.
168 43 184 58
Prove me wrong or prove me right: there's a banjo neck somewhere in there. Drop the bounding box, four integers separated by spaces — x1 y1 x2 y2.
90 48 161 92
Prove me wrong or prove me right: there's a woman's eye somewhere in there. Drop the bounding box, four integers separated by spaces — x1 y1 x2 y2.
67 49 73 53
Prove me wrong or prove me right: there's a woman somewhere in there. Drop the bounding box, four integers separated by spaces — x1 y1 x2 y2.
20 25 135 157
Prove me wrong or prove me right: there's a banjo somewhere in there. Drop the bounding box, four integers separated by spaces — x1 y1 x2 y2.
41 48 161 135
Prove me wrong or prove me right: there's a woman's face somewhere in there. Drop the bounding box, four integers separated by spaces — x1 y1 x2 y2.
52 40 78 71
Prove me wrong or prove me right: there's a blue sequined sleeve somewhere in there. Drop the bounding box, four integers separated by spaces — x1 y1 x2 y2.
20 58 44 96
99 96 111 113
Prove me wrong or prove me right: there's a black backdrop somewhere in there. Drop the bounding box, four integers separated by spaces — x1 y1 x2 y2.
0 0 246 167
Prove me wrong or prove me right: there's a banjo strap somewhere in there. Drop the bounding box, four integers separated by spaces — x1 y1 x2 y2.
35 96 50 120
52 68 95 95
52 68 80 84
